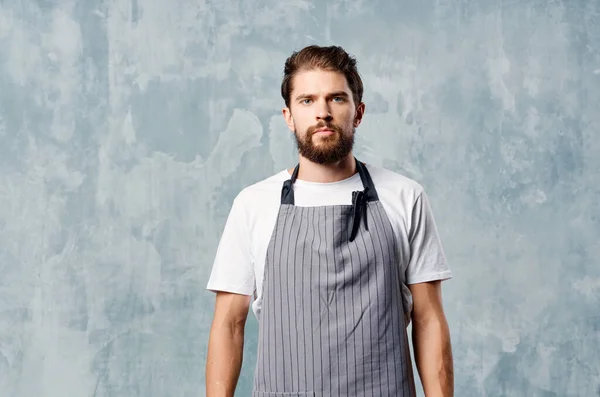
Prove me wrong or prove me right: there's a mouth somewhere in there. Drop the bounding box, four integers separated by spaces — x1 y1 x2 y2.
313 128 336 136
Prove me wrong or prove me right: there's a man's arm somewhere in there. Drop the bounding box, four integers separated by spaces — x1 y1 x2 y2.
409 280 453 397
206 291 252 397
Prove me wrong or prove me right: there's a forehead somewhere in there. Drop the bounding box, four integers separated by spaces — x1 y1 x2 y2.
291 69 351 97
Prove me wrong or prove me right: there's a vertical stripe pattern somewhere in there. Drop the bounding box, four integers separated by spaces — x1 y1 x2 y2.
253 199 414 397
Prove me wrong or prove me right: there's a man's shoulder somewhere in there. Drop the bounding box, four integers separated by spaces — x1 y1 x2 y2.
365 163 424 197
234 169 289 206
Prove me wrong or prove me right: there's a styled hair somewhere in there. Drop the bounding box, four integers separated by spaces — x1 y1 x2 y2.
281 45 364 108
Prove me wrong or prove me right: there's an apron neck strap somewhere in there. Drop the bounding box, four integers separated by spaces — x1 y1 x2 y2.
355 159 379 201
281 157 378 205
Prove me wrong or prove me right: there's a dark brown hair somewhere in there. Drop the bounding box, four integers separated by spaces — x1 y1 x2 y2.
281 45 364 109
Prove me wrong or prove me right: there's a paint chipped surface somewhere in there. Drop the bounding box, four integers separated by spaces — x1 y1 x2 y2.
0 1 598 396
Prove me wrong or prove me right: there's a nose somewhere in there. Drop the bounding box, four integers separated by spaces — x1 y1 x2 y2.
316 100 332 122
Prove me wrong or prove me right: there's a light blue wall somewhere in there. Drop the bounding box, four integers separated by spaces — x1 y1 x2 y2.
0 1 599 396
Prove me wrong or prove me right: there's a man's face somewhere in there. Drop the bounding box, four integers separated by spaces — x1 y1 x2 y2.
283 69 365 165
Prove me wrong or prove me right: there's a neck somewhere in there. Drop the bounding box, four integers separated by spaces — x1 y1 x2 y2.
289 154 357 183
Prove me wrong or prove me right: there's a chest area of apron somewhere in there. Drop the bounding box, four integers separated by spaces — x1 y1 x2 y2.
267 203 400 303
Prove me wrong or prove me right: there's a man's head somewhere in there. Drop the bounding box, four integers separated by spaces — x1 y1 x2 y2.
281 45 365 165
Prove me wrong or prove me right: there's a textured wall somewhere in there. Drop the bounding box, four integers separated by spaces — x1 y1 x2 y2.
0 0 599 396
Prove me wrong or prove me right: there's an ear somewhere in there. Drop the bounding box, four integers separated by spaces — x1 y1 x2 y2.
353 102 366 128
282 107 295 132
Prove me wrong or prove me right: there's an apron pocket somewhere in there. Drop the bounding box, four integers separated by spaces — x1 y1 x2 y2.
252 392 315 397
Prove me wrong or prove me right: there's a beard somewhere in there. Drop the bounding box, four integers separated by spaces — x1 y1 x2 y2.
294 122 355 165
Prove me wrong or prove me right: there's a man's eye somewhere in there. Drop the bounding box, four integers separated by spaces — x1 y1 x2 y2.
302 99 312 104
333 97 344 102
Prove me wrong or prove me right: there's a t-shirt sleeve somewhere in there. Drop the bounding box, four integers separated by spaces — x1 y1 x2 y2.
206 195 255 295
405 190 452 284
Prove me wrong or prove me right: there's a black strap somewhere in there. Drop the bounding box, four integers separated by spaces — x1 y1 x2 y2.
355 159 379 202
349 189 369 241
280 163 300 205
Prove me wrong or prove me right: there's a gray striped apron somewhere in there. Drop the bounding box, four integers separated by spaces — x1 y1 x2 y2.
253 158 415 397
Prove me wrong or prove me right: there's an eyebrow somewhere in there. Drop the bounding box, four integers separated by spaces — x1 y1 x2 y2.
294 91 350 101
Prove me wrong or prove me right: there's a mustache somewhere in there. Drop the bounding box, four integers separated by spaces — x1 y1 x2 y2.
307 122 342 135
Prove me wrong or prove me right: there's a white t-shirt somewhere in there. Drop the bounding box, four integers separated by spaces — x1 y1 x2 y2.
206 163 452 322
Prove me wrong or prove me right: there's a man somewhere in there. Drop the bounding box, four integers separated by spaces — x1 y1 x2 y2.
206 45 453 397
